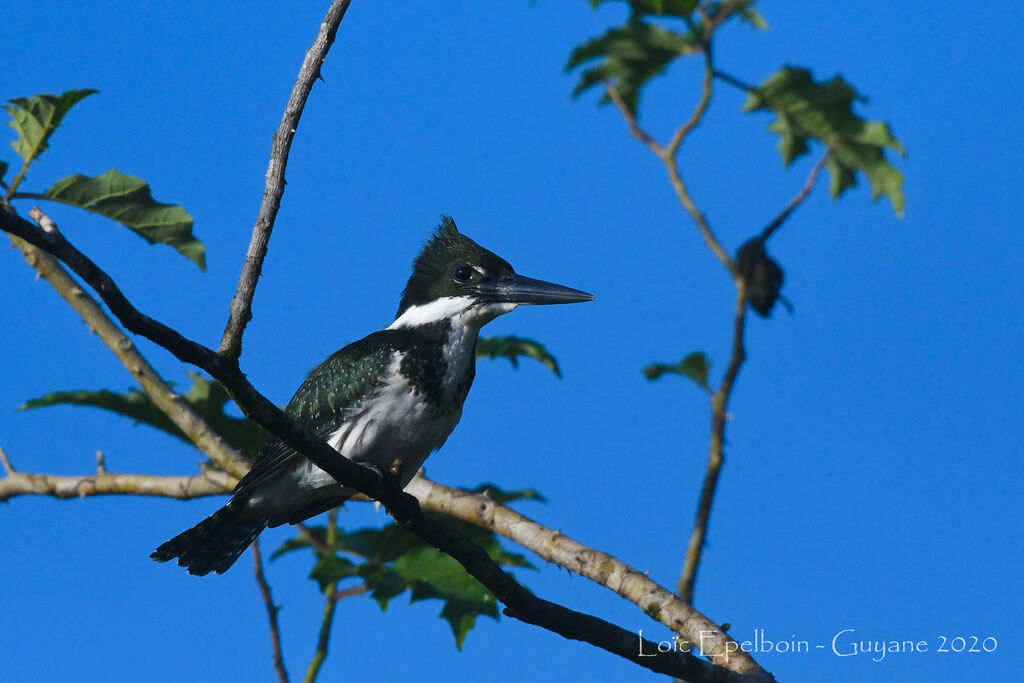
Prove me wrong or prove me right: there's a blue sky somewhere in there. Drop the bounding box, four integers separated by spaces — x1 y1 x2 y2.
2 2 1020 682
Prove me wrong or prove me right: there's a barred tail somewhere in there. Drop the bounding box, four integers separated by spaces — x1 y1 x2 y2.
151 500 267 576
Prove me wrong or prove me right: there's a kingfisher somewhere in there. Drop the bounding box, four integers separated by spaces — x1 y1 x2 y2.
152 217 593 575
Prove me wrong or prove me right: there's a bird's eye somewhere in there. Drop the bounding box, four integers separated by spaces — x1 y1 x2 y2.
452 265 479 284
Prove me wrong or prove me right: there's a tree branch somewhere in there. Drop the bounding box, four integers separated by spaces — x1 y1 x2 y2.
679 281 747 605
604 81 664 156
660 55 734 275
0 446 235 502
406 475 763 674
303 509 339 683
253 538 289 683
0 210 769 682
3 208 250 478
759 148 831 243
219 0 352 361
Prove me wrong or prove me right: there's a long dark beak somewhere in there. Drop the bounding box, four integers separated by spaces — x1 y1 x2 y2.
472 273 594 305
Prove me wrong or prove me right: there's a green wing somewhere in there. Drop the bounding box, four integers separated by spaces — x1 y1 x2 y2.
233 330 411 495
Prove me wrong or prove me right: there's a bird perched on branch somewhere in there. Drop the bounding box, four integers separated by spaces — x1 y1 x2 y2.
152 217 593 575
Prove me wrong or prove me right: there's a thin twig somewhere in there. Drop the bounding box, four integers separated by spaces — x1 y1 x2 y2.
303 509 339 683
253 538 289 683
219 0 352 361
330 583 369 604
3 214 249 478
660 58 735 275
665 52 715 160
295 522 333 556
678 282 748 605
0 446 14 474
603 81 664 155
759 148 832 242
711 69 756 94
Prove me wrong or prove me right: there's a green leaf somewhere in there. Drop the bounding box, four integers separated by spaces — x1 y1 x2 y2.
643 350 711 389
4 89 97 165
0 160 8 186
309 555 359 591
466 482 547 505
566 19 701 115
45 169 206 269
743 66 905 216
476 335 562 377
20 372 267 456
392 546 500 649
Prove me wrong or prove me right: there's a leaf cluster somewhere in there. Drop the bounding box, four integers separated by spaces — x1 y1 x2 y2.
743 66 906 215
276 487 540 649
3 90 205 268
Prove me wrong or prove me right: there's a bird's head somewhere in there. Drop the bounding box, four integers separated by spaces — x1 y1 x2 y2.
391 216 593 329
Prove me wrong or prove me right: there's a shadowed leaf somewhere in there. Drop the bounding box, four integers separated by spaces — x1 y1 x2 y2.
45 169 205 269
643 351 711 389
4 89 97 165
567 19 701 115
20 372 267 457
275 509 533 647
742 66 905 215
0 160 8 186
476 335 561 377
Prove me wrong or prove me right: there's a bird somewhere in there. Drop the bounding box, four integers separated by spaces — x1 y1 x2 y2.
151 216 593 575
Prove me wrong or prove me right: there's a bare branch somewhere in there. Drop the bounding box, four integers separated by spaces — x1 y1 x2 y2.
0 458 235 502
665 53 714 158
661 56 735 275
759 147 832 243
253 539 289 683
679 282 748 604
330 583 369 603
219 0 353 361
3 211 250 478
604 81 664 155
304 509 339 683
407 475 764 674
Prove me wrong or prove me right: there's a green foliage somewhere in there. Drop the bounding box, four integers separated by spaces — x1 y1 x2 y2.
568 1 764 115
742 66 905 215
20 372 267 458
4 89 97 165
279 503 536 649
567 19 701 115
643 350 711 390
45 169 205 269
476 335 561 377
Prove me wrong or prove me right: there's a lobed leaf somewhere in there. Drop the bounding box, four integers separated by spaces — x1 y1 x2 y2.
476 335 562 377
20 372 267 457
566 19 701 115
45 169 206 269
276 509 533 647
743 66 905 215
4 89 97 165
643 350 711 389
